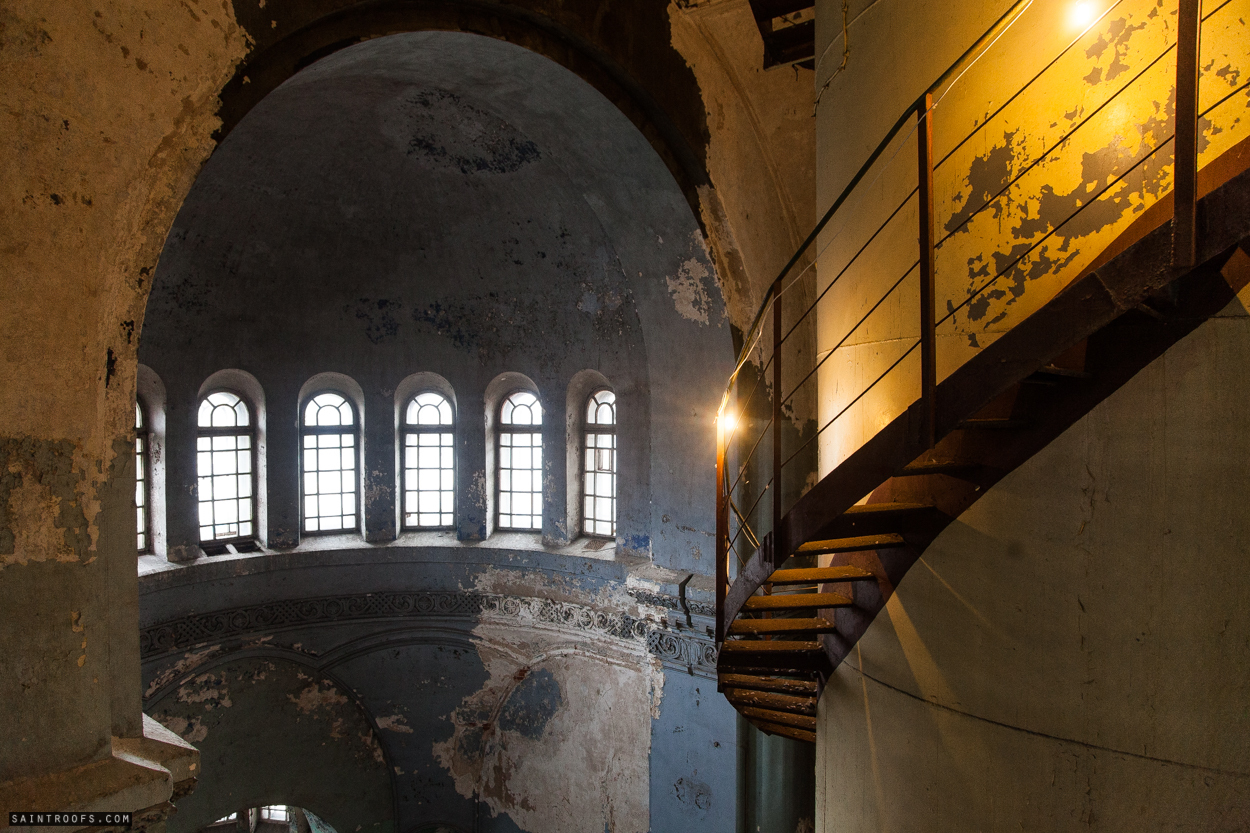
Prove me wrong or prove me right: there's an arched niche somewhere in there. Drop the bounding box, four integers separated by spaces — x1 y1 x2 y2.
146 655 395 833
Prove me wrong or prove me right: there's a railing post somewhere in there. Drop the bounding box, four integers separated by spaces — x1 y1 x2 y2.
715 411 728 644
772 277 784 562
918 93 937 449
1174 0 1201 269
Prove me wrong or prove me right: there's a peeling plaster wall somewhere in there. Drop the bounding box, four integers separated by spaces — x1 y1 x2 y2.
138 550 736 833
0 0 249 784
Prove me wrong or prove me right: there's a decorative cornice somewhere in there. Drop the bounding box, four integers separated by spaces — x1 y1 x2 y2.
140 591 718 678
627 587 715 619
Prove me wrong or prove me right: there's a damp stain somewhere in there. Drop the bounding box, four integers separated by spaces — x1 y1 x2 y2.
395 89 541 176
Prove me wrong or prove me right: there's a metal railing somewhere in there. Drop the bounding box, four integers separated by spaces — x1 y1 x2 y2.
716 0 1248 641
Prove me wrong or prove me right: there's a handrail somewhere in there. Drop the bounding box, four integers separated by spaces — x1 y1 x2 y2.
715 0 1217 647
715 0 1033 413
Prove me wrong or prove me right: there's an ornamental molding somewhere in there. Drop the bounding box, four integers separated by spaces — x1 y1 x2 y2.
140 590 717 678
627 587 715 619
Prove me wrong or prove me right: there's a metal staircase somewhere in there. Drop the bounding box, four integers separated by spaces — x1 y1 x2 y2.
715 0 1250 744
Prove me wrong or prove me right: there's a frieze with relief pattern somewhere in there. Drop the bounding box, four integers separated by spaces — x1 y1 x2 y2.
140 590 717 677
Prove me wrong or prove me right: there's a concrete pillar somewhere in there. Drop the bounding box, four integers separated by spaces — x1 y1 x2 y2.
541 374 571 546
164 377 201 562
265 379 300 550
737 716 816 833
457 388 488 541
362 386 396 543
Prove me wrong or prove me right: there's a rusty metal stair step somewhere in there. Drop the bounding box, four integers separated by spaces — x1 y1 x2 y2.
742 592 852 611
725 687 817 715
796 533 905 555
728 617 837 636
716 663 821 677
738 706 817 732
897 460 979 477
718 674 819 696
1034 364 1091 379
744 716 816 744
767 565 875 586
719 639 823 654
958 418 1029 429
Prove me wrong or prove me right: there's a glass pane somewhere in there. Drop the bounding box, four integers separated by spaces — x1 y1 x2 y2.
501 390 542 426
306 392 353 427
196 431 256 543
302 429 358 532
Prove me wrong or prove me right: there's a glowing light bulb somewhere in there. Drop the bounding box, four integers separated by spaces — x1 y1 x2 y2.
1069 1 1097 29
718 411 737 433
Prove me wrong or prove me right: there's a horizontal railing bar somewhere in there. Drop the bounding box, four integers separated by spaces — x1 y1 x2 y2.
924 0 1033 104
781 261 918 408
727 415 774 495
933 0 1128 175
940 137 1173 328
944 73 1250 327
719 0 1031 424
779 186 920 348
780 340 921 474
935 32 1179 253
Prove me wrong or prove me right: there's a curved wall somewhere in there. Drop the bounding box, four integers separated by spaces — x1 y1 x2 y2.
140 31 733 571
809 1 1250 828
810 0 1250 471
147 656 395 833
139 548 735 833
814 257 1250 826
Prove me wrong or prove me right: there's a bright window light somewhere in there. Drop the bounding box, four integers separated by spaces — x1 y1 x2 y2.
261 806 289 823
403 392 455 529
583 389 616 538
498 390 543 531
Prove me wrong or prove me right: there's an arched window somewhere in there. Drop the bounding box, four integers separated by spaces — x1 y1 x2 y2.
136 400 150 552
583 390 617 537
498 390 542 531
403 392 455 529
301 392 359 533
196 391 256 543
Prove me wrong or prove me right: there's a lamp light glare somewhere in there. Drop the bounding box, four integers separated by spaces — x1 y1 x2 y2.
718 411 737 433
1069 1 1097 29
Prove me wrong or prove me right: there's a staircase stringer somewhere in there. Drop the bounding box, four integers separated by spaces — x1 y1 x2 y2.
718 159 1250 739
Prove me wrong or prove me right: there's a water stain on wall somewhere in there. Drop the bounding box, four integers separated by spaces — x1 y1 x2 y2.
392 89 541 176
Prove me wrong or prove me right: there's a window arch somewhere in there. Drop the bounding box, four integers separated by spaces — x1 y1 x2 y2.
135 399 150 552
301 391 359 533
583 389 616 538
196 391 256 543
498 390 543 531
402 391 455 529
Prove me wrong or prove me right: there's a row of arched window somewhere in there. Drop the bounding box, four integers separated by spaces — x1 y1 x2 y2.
134 385 617 552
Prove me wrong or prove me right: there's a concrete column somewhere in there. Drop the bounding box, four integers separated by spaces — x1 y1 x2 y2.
362 387 396 544
737 716 816 833
541 375 571 546
164 377 201 562
265 380 300 550
100 434 142 738
457 388 488 541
